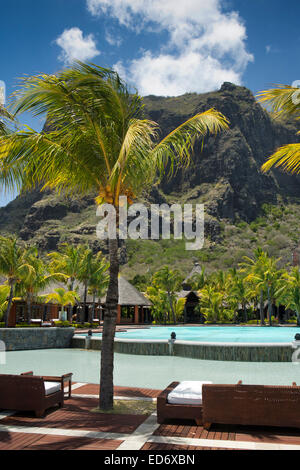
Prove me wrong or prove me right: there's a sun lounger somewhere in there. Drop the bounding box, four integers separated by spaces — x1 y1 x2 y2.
157 381 206 425
157 381 300 429
30 319 42 326
0 372 68 417
202 382 300 430
21 371 73 399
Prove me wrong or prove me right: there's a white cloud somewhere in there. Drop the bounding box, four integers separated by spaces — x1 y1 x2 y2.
105 30 123 47
86 0 254 96
55 27 100 64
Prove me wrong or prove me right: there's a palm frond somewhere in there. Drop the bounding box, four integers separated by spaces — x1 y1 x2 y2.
151 109 229 179
261 143 300 175
257 84 300 119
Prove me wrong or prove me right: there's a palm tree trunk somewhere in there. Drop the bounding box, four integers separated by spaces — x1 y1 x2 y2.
243 303 247 323
27 297 31 323
83 282 88 323
296 309 300 327
4 282 15 328
167 292 176 325
267 285 272 326
99 237 119 410
68 279 75 323
260 289 265 325
91 291 96 324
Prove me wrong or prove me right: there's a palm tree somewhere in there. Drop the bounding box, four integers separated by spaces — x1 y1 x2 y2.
79 247 94 316
152 266 183 324
0 237 30 327
240 248 267 325
16 246 67 322
145 286 170 324
278 268 300 326
228 274 249 323
44 287 79 317
0 62 229 409
48 244 86 291
190 268 206 290
257 85 300 174
199 285 224 323
0 105 14 135
87 253 109 324
243 251 282 326
0 285 10 321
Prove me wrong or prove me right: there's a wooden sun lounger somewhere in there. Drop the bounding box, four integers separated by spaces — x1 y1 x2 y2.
21 371 73 399
157 381 300 429
0 374 64 418
157 382 204 425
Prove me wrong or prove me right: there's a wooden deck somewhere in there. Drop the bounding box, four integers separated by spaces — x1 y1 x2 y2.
2 383 300 450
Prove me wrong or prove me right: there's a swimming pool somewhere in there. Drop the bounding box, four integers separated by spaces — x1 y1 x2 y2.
85 326 298 344
2 349 300 389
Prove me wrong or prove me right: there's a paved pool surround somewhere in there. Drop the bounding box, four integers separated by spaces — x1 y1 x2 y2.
0 328 75 351
72 336 294 362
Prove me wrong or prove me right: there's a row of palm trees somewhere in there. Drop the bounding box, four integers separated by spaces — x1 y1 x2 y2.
0 237 109 327
145 249 300 326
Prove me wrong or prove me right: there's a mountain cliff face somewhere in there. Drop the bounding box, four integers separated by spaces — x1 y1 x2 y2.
143 82 300 221
0 82 299 273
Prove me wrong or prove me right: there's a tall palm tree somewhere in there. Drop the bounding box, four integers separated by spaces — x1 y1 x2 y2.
257 85 300 174
0 105 14 135
0 237 31 327
240 248 266 325
198 285 224 323
87 253 109 324
77 246 94 321
0 285 10 321
16 246 67 322
243 251 282 326
228 274 249 323
152 266 183 324
278 267 300 326
44 287 79 317
48 244 86 291
0 62 229 409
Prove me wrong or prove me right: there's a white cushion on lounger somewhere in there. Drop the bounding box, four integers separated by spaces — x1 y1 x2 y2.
167 381 213 405
44 381 61 396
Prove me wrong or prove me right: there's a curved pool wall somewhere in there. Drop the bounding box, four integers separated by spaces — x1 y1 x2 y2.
72 336 295 362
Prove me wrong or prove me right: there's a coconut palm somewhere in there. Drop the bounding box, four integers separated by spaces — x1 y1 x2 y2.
44 287 79 317
0 237 32 327
152 266 183 324
243 251 282 326
87 253 109 324
189 268 206 290
0 285 10 321
0 62 229 409
0 105 14 135
257 85 300 174
240 248 267 325
16 246 67 322
277 268 300 326
145 286 170 324
199 285 224 323
48 244 86 291
228 274 250 323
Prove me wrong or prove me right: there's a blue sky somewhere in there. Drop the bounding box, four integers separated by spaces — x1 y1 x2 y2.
1 0 300 206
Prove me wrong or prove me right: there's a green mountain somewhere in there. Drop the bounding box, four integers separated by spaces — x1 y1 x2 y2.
0 82 299 278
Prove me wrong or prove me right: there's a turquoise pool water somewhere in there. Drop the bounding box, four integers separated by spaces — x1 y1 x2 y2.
84 326 298 344
2 349 300 388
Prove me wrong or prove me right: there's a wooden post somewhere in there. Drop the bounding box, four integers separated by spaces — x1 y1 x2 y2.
117 305 121 324
134 305 139 324
8 302 17 327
